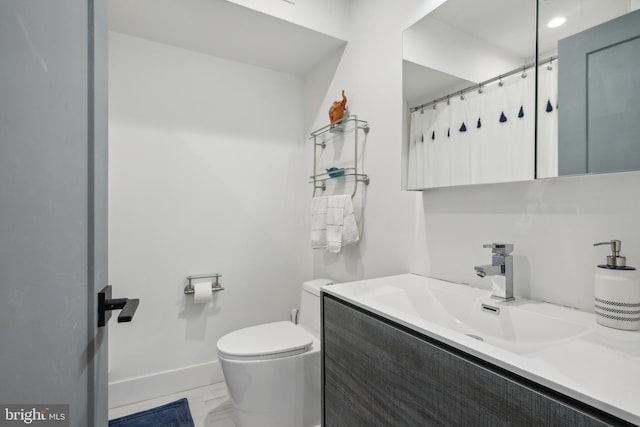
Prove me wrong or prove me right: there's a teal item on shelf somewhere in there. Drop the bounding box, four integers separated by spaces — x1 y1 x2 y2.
326 167 345 178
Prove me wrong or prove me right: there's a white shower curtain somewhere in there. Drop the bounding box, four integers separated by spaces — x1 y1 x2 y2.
407 65 555 189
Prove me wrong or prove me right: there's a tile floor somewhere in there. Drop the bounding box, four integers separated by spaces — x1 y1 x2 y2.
108 382 236 427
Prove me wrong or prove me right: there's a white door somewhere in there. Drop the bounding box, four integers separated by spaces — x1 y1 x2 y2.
0 1 110 426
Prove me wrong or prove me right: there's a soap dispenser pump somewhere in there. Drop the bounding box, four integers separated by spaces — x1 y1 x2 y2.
593 240 640 330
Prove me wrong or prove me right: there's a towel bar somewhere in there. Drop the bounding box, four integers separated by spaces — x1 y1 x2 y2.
184 274 224 294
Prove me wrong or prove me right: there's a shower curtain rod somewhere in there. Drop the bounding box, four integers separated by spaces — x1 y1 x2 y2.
410 55 557 113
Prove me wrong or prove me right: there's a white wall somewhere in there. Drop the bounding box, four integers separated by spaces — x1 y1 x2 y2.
304 0 640 313
108 32 307 391
302 0 437 281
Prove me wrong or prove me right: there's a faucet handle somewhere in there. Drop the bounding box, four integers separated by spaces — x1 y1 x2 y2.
482 243 514 255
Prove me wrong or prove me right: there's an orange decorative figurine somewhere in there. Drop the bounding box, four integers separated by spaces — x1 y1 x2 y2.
328 90 348 125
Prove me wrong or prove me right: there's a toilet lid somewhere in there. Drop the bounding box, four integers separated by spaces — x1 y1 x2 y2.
217 321 313 360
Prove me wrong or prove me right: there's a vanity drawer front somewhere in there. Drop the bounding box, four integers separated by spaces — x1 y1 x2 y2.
322 295 626 427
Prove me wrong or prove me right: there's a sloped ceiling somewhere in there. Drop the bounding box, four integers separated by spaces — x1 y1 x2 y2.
108 0 347 76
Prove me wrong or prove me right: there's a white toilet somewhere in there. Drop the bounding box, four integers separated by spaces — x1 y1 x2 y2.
216 279 335 427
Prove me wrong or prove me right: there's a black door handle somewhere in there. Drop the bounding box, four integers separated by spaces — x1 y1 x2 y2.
98 285 140 327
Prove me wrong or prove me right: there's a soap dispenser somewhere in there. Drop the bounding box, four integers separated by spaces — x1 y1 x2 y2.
593 240 640 331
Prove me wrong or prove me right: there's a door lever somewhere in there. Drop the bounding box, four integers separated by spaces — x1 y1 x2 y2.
98 285 140 327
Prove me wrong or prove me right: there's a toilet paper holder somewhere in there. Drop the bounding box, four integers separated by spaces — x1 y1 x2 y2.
184 274 224 295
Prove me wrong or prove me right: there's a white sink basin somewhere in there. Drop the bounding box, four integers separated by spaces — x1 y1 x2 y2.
361 276 590 354
322 273 640 425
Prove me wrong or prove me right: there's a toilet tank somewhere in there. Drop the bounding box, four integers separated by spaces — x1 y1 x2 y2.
298 279 336 338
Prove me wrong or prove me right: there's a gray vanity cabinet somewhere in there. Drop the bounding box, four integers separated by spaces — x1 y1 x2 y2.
322 295 630 426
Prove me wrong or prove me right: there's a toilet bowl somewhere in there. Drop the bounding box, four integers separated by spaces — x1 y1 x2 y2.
216 279 335 427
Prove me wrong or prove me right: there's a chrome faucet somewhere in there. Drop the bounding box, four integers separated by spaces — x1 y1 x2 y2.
474 243 514 301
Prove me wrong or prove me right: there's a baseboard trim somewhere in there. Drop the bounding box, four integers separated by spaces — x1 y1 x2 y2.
108 360 224 408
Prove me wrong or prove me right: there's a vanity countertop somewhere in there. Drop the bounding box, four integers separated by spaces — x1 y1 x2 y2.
323 273 640 425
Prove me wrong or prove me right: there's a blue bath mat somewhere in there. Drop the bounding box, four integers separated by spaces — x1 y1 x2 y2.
109 398 195 427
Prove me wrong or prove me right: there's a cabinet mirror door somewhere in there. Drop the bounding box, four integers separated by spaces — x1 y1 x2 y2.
403 1 640 190
537 1 640 178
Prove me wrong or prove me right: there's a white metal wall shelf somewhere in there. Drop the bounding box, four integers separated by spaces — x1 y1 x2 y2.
310 115 370 198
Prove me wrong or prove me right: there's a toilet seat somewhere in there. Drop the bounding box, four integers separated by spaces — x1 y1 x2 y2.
217 321 313 360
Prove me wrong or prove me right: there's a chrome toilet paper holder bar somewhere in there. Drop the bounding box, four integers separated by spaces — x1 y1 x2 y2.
184 274 224 295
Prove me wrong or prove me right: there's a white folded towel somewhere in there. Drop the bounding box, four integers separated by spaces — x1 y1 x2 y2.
326 195 359 253
310 196 328 250
340 196 359 248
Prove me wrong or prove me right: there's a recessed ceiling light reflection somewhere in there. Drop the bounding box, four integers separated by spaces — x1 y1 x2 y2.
547 16 567 28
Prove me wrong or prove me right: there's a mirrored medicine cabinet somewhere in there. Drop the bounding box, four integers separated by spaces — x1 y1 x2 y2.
403 0 640 190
